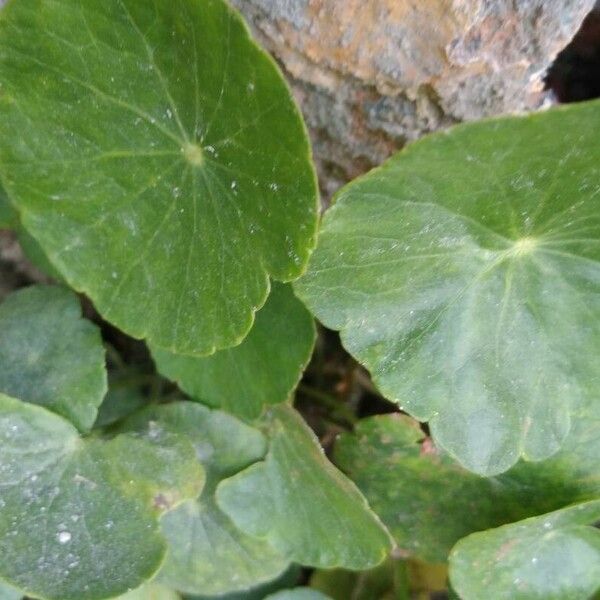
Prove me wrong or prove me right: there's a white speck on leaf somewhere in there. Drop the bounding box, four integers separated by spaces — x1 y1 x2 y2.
57 531 71 544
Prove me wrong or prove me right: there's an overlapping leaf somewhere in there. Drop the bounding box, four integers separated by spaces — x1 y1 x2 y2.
449 500 600 600
0 0 318 355
0 286 106 431
217 405 392 569
296 101 600 475
152 283 316 419
123 402 289 596
0 394 204 600
335 407 600 562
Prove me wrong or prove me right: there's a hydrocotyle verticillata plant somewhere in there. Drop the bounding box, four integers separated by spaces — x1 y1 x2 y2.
296 100 600 476
0 284 388 600
0 0 599 597
0 0 319 356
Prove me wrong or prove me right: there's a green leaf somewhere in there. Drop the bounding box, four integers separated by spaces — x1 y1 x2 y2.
123 402 289 596
265 590 331 600
0 183 17 229
17 227 63 281
449 500 600 600
94 359 153 429
93 374 148 428
152 283 316 419
0 286 107 432
114 583 181 600
0 0 318 355
0 581 20 600
296 100 600 476
0 394 204 600
0 182 62 278
183 564 303 600
335 411 600 563
217 405 392 569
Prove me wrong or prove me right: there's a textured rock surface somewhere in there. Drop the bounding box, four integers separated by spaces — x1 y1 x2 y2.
233 0 596 197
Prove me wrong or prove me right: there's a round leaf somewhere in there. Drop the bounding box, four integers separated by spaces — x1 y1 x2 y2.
0 0 318 355
296 101 600 475
449 500 600 600
0 394 204 600
0 285 106 431
151 283 316 419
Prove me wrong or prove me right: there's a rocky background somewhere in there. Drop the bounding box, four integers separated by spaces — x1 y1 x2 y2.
233 0 599 198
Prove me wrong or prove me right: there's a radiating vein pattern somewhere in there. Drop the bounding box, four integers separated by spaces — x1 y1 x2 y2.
0 0 318 354
296 101 600 476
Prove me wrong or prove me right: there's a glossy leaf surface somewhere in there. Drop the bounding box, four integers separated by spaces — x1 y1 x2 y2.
0 0 318 355
123 402 289 596
152 283 316 419
296 101 600 475
449 500 600 600
0 394 204 600
217 405 392 569
0 286 106 431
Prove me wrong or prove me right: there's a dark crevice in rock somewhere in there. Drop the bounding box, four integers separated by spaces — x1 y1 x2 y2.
546 3 600 102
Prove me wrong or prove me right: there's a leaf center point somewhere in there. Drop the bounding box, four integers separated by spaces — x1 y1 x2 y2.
510 237 537 257
183 143 205 167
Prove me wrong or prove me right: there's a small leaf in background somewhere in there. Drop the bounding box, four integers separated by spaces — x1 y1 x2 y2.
310 557 409 600
123 402 289 596
310 558 447 600
335 403 600 562
93 377 148 429
0 394 204 600
296 100 600 476
0 285 106 431
152 283 316 420
449 499 600 600
0 0 318 355
217 405 392 569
